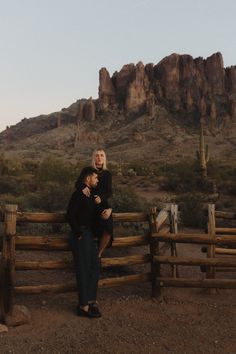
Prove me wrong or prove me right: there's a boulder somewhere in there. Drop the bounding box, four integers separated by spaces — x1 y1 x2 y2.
5 305 31 327
0 324 8 333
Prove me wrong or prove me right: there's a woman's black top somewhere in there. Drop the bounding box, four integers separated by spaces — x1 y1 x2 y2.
94 169 112 209
94 169 113 239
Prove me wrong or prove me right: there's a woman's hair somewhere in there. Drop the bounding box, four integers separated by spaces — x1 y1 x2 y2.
91 148 107 170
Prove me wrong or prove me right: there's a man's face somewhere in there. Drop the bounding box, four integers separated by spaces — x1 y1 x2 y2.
87 173 98 188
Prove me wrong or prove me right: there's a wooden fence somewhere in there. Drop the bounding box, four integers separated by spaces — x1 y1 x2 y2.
151 204 236 296
0 203 236 322
0 204 174 320
202 205 236 274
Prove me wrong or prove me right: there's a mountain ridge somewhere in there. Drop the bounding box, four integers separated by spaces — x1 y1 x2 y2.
1 52 236 163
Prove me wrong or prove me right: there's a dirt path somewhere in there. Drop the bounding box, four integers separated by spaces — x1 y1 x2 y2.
1 285 236 354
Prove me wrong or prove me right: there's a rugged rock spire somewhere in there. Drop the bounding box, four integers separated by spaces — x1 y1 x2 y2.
98 52 236 128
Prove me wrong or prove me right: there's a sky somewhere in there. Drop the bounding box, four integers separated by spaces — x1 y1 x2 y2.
0 0 236 132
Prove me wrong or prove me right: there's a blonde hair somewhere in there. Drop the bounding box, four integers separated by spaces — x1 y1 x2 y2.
91 149 107 170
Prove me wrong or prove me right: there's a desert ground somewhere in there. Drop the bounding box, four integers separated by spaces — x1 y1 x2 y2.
1 241 236 354
0 152 235 354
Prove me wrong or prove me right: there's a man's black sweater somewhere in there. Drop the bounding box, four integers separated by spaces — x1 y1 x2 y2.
67 187 102 237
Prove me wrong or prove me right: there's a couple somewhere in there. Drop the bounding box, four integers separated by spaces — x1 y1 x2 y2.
67 149 113 318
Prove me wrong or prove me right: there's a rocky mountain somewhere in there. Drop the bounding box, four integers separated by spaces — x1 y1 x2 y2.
1 52 236 163
99 52 236 127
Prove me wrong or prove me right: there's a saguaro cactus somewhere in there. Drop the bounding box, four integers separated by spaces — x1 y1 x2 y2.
196 123 209 179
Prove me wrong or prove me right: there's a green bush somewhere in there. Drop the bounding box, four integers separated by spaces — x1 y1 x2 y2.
37 156 74 185
27 182 74 212
177 193 207 228
0 152 23 177
111 185 147 212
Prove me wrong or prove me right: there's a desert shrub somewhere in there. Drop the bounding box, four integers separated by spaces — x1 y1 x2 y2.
0 175 37 196
37 156 74 185
159 176 179 192
0 152 23 177
126 164 152 176
158 160 217 194
127 169 137 177
219 181 236 196
107 163 116 175
22 159 39 173
158 160 197 192
0 177 18 194
207 161 236 181
177 193 207 228
28 182 74 212
111 185 147 212
195 178 215 193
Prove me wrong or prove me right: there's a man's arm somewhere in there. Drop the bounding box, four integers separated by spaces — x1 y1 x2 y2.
67 190 83 237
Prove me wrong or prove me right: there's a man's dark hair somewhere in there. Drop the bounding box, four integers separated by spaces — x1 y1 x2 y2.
75 166 97 189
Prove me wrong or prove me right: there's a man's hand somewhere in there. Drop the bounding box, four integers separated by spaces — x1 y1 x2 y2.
101 208 112 220
94 195 101 204
78 235 82 240
82 186 90 197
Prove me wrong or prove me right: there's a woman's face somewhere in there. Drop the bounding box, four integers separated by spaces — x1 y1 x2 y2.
95 151 105 168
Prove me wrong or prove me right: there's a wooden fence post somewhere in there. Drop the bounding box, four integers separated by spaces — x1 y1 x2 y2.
169 204 179 278
0 258 9 322
3 204 18 314
206 204 216 292
149 207 161 297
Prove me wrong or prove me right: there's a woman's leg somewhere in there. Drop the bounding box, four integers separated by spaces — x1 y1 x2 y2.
98 232 111 257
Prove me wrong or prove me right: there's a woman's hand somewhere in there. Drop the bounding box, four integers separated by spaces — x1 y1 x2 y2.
82 186 90 197
94 195 101 204
101 208 112 220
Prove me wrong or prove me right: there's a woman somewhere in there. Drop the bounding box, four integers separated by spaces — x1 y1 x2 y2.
82 149 113 257
92 149 113 257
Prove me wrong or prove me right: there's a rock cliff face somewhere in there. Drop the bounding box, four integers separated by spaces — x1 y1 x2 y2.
99 52 236 128
1 52 236 144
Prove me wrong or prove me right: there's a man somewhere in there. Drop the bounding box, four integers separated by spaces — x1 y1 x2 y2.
67 166 111 318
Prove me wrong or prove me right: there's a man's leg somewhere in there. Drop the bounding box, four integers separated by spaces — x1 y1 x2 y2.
69 231 81 303
69 230 91 308
88 239 100 303
88 239 101 317
77 230 93 308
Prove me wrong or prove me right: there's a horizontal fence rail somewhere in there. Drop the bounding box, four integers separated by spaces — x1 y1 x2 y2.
14 273 152 295
156 277 236 289
16 212 149 224
215 228 236 234
152 233 236 246
16 254 151 271
154 255 236 267
15 235 149 251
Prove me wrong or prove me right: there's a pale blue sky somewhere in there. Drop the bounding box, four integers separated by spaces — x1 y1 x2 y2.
0 0 235 132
